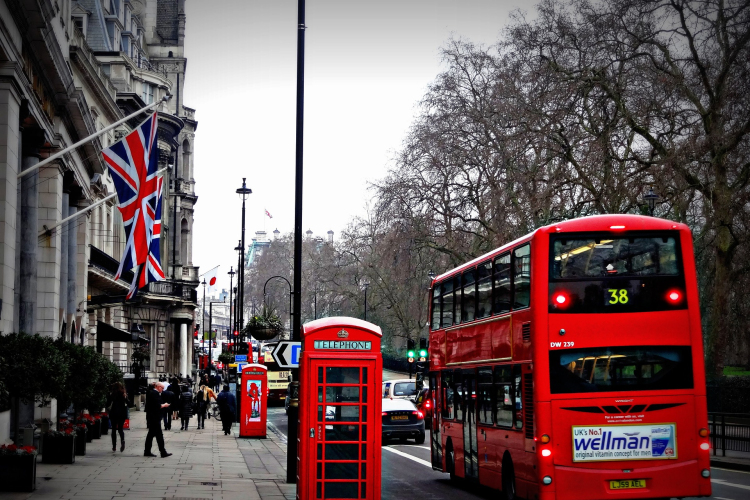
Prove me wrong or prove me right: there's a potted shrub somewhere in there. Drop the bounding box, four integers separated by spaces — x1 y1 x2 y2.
0 444 37 492
95 412 110 436
77 415 96 443
244 306 284 341
42 428 75 464
73 424 87 455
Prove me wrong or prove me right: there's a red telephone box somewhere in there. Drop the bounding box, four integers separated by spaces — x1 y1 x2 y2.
240 364 267 438
297 317 382 500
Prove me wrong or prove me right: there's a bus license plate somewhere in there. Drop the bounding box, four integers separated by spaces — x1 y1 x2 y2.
391 415 409 421
610 479 646 490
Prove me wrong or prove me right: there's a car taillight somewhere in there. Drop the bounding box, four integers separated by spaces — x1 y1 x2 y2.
413 410 424 420
382 412 387 417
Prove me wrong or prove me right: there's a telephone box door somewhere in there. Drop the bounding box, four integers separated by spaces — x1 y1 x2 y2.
308 359 377 500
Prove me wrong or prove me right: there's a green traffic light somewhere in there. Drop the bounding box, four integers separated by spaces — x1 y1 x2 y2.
419 349 427 357
407 350 415 358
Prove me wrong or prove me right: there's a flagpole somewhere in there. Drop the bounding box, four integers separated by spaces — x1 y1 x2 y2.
18 95 172 180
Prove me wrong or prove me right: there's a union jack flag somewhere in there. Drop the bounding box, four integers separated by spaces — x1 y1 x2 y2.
127 176 165 299
101 112 163 298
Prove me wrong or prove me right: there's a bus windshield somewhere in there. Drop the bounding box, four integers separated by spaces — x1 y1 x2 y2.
551 234 680 279
549 346 693 394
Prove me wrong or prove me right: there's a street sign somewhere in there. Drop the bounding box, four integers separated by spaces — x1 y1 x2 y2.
235 354 248 362
271 341 302 368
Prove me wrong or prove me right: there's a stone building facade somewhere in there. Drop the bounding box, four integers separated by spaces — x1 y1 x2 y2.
0 0 200 444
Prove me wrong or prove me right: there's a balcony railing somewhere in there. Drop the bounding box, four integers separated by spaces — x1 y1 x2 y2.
89 245 134 283
146 281 197 302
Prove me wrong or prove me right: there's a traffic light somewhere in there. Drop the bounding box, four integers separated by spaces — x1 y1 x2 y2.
406 338 415 362
419 337 428 359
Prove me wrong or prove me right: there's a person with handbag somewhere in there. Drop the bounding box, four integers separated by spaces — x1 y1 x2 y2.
107 382 128 452
194 384 216 430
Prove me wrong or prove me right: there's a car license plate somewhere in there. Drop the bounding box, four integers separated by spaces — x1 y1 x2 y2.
391 415 409 421
609 479 646 490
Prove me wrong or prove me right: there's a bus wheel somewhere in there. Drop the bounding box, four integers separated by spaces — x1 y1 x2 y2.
502 455 516 500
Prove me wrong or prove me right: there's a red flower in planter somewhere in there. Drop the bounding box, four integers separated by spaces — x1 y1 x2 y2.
64 428 73 435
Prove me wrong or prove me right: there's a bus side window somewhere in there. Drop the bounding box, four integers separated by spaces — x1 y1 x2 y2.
453 371 464 422
441 280 454 329
462 269 476 323
453 276 461 326
476 261 492 319
493 254 511 314
431 285 441 331
441 371 454 419
477 368 493 425
513 365 524 429
494 366 513 427
512 245 531 309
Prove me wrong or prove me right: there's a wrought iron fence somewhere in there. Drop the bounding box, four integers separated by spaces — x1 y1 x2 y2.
708 412 750 456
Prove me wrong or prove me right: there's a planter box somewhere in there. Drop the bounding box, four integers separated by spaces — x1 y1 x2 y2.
75 428 87 456
90 420 102 439
100 415 110 435
42 434 75 464
247 327 280 341
0 454 37 492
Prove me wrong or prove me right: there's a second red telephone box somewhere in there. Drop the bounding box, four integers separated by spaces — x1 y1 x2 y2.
240 364 267 438
297 317 383 500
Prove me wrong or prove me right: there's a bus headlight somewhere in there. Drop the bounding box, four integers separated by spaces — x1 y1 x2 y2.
542 476 553 485
701 469 710 478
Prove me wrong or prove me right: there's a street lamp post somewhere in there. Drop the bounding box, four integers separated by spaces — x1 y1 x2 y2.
363 280 370 321
234 238 245 353
208 299 225 376
236 178 252 350
228 266 235 350
644 187 660 216
201 278 206 364
263 276 293 338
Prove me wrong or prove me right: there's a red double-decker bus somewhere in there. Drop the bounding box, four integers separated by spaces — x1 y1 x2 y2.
426 214 711 500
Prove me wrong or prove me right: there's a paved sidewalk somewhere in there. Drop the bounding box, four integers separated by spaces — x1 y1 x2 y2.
3 410 295 500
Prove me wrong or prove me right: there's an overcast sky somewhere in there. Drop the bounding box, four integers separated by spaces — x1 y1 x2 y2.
183 0 526 293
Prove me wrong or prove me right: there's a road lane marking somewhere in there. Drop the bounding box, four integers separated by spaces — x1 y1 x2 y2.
267 422 287 444
391 445 431 450
382 446 432 468
712 497 734 500
712 467 750 475
712 479 750 491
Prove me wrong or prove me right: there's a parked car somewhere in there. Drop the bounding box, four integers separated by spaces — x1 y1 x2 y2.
414 388 433 429
382 398 425 444
382 378 428 401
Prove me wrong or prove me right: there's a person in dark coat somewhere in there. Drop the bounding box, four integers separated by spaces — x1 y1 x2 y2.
179 386 194 430
107 382 128 452
161 386 175 431
214 372 222 393
216 385 237 435
144 383 172 458
167 377 182 422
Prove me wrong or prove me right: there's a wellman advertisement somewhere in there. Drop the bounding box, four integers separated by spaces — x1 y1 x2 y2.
572 423 677 462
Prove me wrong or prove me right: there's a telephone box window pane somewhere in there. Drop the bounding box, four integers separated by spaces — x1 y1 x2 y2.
324 482 358 498
317 443 322 460
318 387 323 402
326 386 360 403
318 405 323 421
361 462 367 479
362 406 367 422
361 481 367 498
325 425 359 441
362 424 367 441
317 462 322 479
362 386 367 402
325 443 359 460
363 367 368 384
325 463 359 480
361 443 366 460
317 482 322 498
326 367 360 384
318 367 324 384
324 405 360 422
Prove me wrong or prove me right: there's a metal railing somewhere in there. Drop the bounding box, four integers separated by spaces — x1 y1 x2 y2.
708 412 750 456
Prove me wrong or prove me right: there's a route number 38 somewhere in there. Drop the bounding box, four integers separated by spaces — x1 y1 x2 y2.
607 289 629 305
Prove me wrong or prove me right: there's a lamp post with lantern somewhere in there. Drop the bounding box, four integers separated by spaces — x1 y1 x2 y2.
644 187 660 216
236 179 252 352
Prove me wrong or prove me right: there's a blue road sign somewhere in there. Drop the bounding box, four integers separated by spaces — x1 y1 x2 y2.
235 354 248 362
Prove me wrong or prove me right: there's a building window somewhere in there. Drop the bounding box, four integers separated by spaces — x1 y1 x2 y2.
142 83 154 104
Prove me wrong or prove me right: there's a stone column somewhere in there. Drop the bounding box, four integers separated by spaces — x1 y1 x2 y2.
180 322 188 377
59 194 68 333
66 205 77 341
0 84 20 335
37 164 62 337
19 153 39 334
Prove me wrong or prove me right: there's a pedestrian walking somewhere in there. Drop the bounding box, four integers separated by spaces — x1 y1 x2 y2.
107 382 128 452
216 385 236 435
194 384 216 429
161 383 175 431
179 385 194 430
167 377 182 421
214 371 222 393
144 382 172 458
